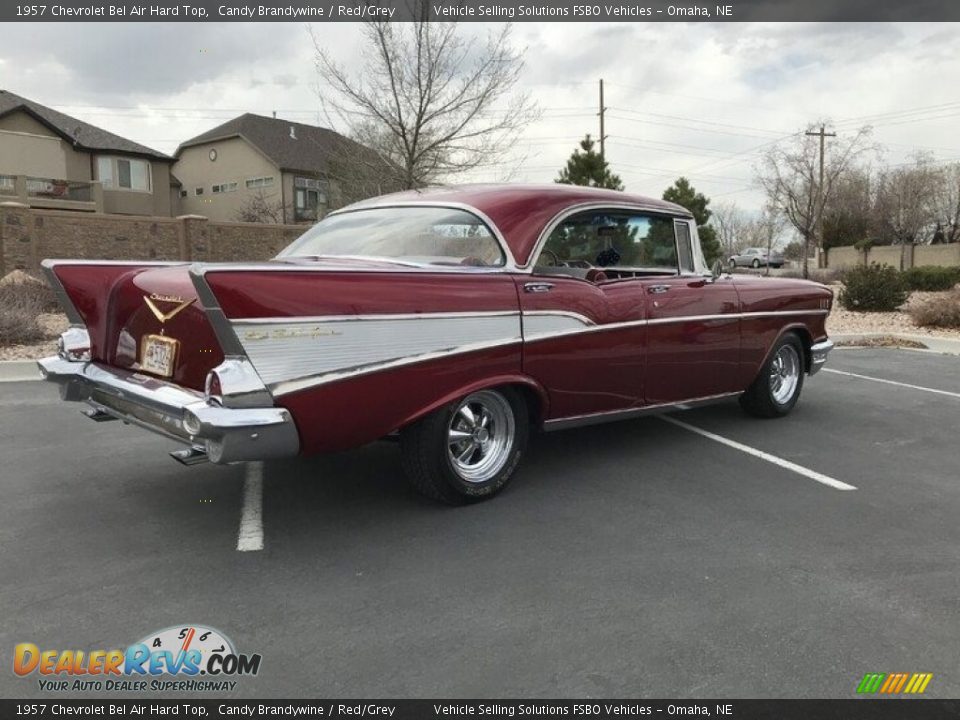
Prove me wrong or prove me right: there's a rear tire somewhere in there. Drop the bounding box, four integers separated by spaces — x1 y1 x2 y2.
740 333 805 418
400 388 529 505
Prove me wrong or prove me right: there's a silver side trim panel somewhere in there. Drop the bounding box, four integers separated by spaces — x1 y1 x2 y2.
233 313 523 396
544 392 742 431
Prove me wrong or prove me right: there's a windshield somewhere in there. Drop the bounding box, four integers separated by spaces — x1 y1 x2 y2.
278 206 506 267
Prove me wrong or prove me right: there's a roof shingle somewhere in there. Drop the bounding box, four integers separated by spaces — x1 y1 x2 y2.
0 89 172 161
176 113 374 174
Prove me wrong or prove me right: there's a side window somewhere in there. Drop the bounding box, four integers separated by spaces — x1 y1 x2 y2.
538 210 679 273
674 220 695 273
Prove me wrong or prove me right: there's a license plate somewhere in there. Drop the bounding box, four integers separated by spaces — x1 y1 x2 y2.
140 334 179 377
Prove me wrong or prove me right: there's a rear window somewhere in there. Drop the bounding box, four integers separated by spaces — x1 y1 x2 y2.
278 207 505 268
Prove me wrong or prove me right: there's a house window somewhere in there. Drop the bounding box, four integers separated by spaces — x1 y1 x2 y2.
96 156 151 192
212 182 238 194
0 175 14 192
294 176 327 222
195 187 204 196
179 190 188 198
245 176 275 189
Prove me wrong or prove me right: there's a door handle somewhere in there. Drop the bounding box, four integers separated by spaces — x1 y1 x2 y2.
648 284 671 294
524 282 555 294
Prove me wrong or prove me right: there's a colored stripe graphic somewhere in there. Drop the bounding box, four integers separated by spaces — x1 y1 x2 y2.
857 672 932 694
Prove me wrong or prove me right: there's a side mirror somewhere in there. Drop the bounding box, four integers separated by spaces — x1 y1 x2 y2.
711 259 724 278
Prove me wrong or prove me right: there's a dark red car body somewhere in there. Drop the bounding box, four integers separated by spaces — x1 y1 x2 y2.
38 184 834 468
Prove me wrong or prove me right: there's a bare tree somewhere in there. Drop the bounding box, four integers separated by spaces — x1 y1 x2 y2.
711 201 748 256
235 190 289 224
874 154 940 247
312 22 538 190
756 123 874 278
932 162 960 243
821 167 875 248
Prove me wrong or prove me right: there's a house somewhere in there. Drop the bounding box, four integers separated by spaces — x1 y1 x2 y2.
0 90 176 216
173 114 391 224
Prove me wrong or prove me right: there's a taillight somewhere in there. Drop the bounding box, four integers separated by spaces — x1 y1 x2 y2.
204 371 223 404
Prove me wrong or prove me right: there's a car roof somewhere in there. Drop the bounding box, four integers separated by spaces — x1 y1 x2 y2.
339 183 693 266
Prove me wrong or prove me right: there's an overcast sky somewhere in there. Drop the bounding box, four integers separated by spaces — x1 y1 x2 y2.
3 22 959 214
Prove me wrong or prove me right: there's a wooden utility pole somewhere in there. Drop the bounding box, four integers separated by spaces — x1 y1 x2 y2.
599 78 607 161
805 125 836 270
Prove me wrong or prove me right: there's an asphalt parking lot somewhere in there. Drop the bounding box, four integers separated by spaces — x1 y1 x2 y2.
2 348 959 699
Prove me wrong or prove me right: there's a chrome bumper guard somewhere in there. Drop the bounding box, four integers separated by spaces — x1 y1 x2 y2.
37 357 300 464
808 339 834 376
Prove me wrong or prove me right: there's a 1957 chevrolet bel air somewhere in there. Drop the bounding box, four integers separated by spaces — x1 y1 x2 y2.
38 184 833 504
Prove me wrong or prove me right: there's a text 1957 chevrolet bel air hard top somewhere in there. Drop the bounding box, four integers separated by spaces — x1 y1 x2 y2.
38 184 833 504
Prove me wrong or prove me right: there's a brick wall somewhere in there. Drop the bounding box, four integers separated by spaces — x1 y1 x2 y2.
0 202 305 276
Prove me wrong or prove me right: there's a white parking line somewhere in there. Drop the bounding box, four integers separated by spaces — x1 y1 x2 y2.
822 368 960 400
661 416 857 491
237 461 264 552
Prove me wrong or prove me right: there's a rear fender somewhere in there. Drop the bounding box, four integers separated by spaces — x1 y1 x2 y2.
397 374 549 430
42 260 186 360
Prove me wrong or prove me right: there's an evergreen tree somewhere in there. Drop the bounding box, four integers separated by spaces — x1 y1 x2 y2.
556 135 624 190
663 177 722 265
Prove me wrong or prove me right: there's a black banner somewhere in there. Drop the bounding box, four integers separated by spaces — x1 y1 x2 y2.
4 700 960 719
3 0 960 22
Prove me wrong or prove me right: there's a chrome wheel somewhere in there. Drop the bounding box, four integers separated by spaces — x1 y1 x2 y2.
447 390 516 483
769 344 801 404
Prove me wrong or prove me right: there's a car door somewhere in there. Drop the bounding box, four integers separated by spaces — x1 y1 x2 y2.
516 208 650 421
641 220 741 404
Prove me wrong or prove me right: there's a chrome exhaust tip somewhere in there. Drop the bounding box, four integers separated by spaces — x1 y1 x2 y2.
169 446 210 466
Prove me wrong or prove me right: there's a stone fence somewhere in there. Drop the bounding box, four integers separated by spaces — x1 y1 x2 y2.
824 243 960 271
0 202 306 276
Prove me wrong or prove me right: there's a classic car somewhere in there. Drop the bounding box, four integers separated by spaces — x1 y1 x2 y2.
38 184 833 504
728 246 785 269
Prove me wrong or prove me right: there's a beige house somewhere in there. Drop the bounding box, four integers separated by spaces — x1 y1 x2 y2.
0 90 176 216
174 114 391 224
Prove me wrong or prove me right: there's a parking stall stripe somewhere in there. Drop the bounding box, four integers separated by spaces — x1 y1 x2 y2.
661 416 857 492
823 368 960 399
237 461 264 552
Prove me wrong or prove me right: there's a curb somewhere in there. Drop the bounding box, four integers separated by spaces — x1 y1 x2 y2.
832 332 960 356
0 360 42 382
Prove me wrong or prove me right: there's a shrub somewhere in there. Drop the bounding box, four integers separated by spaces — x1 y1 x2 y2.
0 272 63 345
908 289 960 329
838 263 908 312
901 266 960 292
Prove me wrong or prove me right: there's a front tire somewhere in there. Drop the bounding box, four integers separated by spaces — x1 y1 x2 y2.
751 258 761 268
400 388 529 505
740 334 805 418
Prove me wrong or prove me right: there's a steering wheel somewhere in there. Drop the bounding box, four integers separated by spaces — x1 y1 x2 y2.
539 249 562 267
460 256 488 267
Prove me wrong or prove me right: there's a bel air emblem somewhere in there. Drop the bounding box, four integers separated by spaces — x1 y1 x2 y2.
144 294 194 323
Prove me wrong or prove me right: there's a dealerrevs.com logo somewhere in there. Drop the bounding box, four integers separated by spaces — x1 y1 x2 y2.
14 624 262 692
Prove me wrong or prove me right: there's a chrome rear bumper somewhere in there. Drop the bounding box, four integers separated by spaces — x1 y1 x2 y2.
808 339 834 376
37 357 299 464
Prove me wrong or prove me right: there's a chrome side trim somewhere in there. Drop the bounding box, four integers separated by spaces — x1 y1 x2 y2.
522 201 694 270
544 392 742 431
808 339 834 376
188 265 248 358
232 310 520 326
522 309 828 344
268 336 522 397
